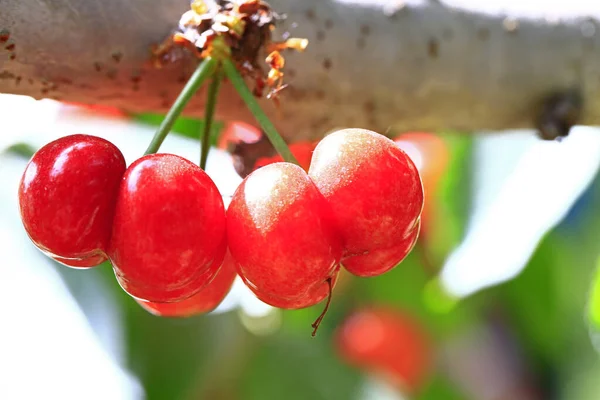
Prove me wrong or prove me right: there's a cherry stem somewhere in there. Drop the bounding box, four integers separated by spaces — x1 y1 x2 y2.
144 57 218 155
311 277 333 337
200 67 223 170
222 58 299 166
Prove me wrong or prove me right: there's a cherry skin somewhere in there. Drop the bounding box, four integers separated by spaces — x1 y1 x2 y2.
18 134 126 268
227 162 342 309
108 153 227 303
342 220 420 277
335 306 432 394
308 128 423 275
52 254 109 268
239 266 340 309
136 250 237 317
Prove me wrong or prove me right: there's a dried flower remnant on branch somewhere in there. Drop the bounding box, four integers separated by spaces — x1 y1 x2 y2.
151 0 308 100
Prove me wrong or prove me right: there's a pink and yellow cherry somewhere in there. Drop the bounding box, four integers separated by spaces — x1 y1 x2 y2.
18 134 126 268
227 162 342 309
308 128 423 276
335 306 432 394
108 153 227 303
136 251 237 317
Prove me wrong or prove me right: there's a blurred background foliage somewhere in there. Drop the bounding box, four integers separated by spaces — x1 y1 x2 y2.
4 99 600 400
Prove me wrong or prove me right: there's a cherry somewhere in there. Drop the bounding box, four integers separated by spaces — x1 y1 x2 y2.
342 220 420 277
52 254 109 268
254 141 317 172
335 306 432 394
227 162 342 309
18 134 126 268
217 120 262 152
239 266 340 310
219 121 317 178
136 250 237 317
108 153 227 303
308 128 423 276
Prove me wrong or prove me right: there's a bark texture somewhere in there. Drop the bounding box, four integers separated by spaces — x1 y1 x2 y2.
2 0 600 141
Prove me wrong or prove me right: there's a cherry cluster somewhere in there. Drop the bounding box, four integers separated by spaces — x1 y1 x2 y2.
18 128 423 325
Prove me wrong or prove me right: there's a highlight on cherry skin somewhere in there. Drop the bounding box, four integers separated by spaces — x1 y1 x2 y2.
308 128 424 277
108 153 227 303
18 134 126 268
136 251 237 317
226 162 343 309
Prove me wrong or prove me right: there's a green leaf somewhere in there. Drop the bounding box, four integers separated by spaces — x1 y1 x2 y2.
352 250 481 339
588 257 600 331
418 374 467 400
52 258 238 400
423 132 473 267
240 334 362 400
132 112 223 147
496 232 563 364
4 142 37 159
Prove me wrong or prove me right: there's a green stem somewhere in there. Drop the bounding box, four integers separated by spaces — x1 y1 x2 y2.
144 57 218 155
200 67 223 170
222 58 299 165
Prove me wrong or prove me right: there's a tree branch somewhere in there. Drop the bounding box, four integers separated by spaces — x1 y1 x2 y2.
2 0 600 141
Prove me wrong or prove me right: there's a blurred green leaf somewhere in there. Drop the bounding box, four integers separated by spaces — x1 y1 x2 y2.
124 304 249 400
499 164 600 367
496 233 563 365
423 132 472 267
4 142 36 158
587 257 600 331
418 375 467 400
132 112 223 147
52 259 244 400
352 250 481 339
240 334 362 400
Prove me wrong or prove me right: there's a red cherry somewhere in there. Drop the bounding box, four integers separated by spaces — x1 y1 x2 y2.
217 120 262 151
335 307 432 393
136 250 237 317
239 265 340 309
308 128 423 275
18 134 126 268
342 220 420 277
254 141 317 172
108 153 227 303
53 254 108 268
227 162 342 309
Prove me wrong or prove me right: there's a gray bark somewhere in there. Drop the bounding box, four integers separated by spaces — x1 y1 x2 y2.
2 0 600 141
